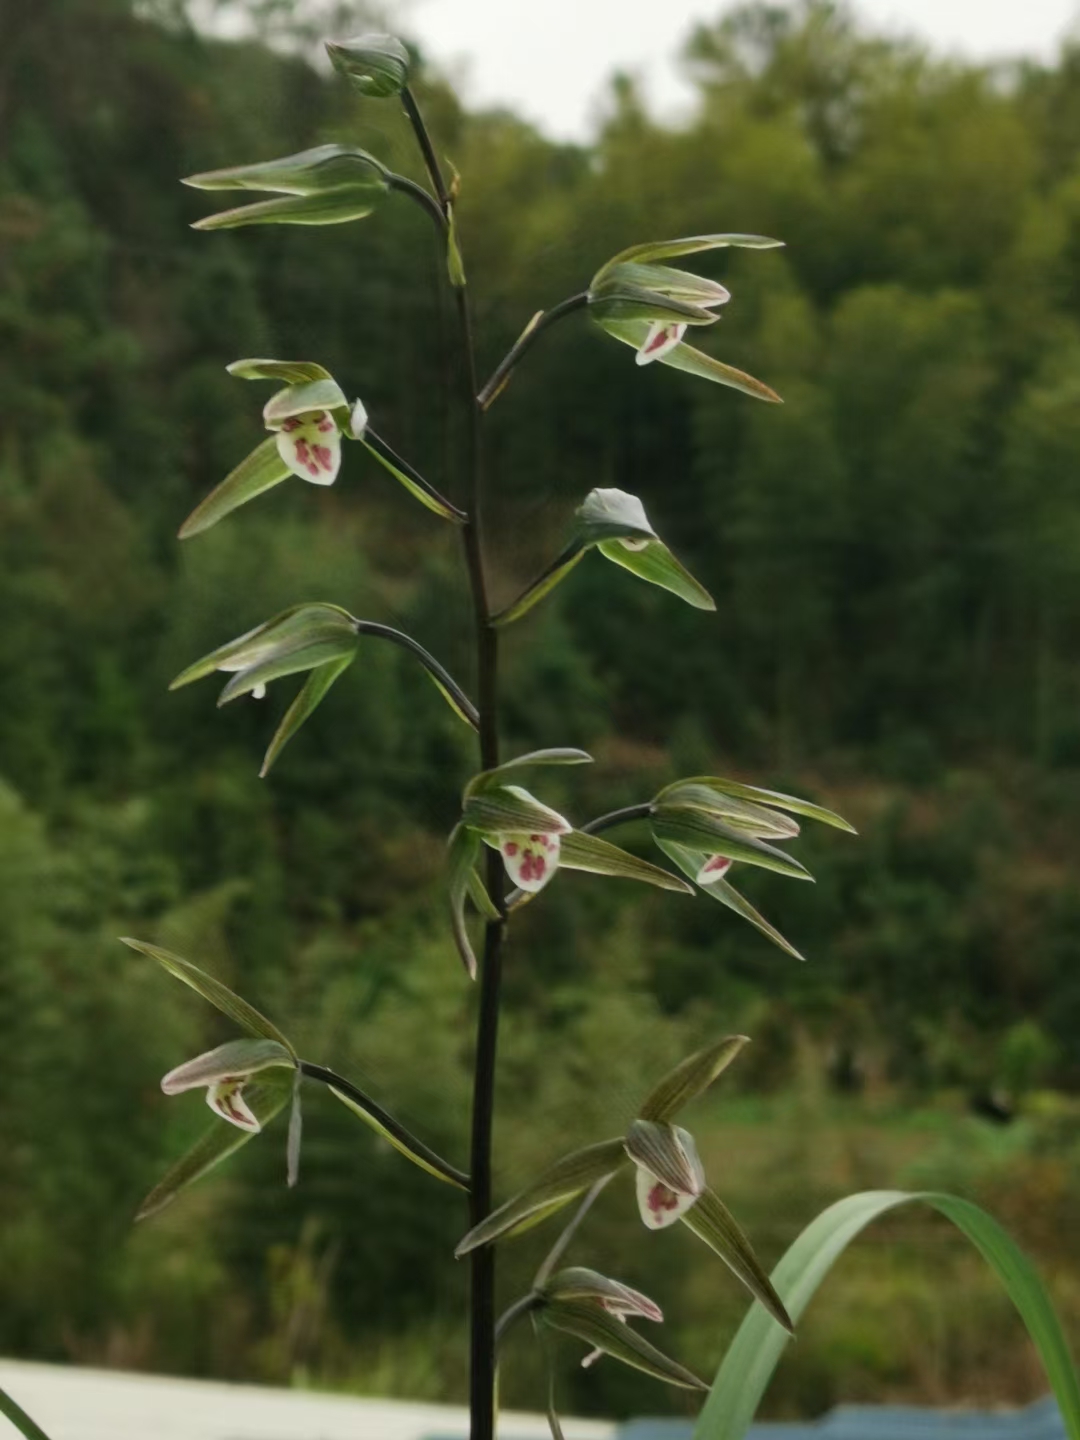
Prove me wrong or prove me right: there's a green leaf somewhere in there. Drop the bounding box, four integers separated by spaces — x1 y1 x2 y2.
328 1086 466 1189
227 358 335 384
192 191 381 231
599 319 781 403
656 782 801 840
325 33 410 97
455 1139 628 1255
694 1190 1080 1440
651 807 812 882
262 378 349 427
491 544 587 627
465 749 593 797
596 537 715 610
260 653 355 777
360 436 463 520
541 1298 707 1390
0 1386 54 1440
119 938 295 1056
462 784 571 838
681 1189 793 1334
183 144 388 194
559 830 693 894
178 436 291 539
660 775 857 834
638 1036 750 1123
595 234 784 279
656 839 805 961
137 1073 294 1219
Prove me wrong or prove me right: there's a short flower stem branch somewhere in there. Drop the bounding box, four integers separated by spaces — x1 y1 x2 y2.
352 620 479 729
297 1061 469 1188
402 83 504 1440
495 1290 541 1347
580 802 655 835
477 292 590 410
387 171 448 231
532 1174 615 1290
363 426 466 522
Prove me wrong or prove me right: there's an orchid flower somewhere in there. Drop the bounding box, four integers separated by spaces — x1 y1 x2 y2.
161 1038 295 1134
587 234 784 402
455 1036 794 1333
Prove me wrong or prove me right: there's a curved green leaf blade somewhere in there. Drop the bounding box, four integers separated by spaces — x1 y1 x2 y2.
260 653 354 777
178 436 291 539
682 1189 793 1334
119 938 295 1055
559 830 693 894
192 191 379 231
456 1139 627 1255
663 776 856 833
597 537 715 611
492 544 587 627
137 1074 293 1220
541 1299 707 1390
656 839 805 961
651 808 812 882
360 436 461 520
328 1086 467 1189
0 1384 55 1440
638 1036 749 1123
600 320 781 403
695 1190 1080 1440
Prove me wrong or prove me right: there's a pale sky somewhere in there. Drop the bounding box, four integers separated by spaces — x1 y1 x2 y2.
397 0 1080 139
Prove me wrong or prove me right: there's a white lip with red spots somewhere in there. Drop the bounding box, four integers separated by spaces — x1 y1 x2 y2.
275 410 341 485
499 831 561 893
634 1165 699 1230
696 854 734 884
207 1079 261 1133
635 321 687 366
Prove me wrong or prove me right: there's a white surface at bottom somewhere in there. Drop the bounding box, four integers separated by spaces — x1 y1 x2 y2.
0 1358 616 1440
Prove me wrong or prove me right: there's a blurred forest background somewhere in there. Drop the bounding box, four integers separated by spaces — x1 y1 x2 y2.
2 0 1080 1422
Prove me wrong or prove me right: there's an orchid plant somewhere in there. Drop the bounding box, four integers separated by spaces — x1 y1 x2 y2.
85 29 1078 1440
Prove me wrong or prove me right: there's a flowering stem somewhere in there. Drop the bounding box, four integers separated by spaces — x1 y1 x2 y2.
402 84 504 1440
298 1061 469 1188
477 292 590 410
581 802 655 835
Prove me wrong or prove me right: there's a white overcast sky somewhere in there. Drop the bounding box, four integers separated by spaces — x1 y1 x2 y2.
393 0 1080 139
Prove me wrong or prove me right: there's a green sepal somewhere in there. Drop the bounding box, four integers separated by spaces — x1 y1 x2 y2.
192 191 381 231
598 319 781 403
447 824 482 979
455 1139 628 1255
588 282 719 328
656 838 805 961
178 436 291 540
624 1119 704 1196
576 486 656 545
657 775 856 834
491 544 586 627
260 652 355 777
594 261 732 306
328 1086 466 1189
593 234 783 283
169 604 358 702
540 1299 707 1391
137 1072 294 1220
360 436 463 521
325 33 410 98
542 1267 659 1312
227 358 335 384
558 830 693 894
596 537 715 611
680 1187 794 1334
462 784 570 838
638 1037 749 1123
464 748 593 798
162 1038 295 1090
183 143 388 194
656 782 801 840
119 938 295 1056
466 865 501 921
263 378 350 429
651 806 812 882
